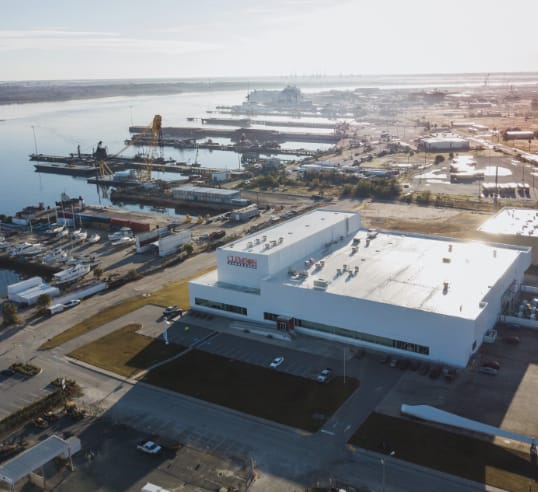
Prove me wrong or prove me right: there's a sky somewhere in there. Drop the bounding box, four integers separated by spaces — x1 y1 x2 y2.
1 0 538 81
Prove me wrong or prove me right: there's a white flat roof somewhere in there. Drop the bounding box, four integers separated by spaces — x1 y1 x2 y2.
224 209 357 256
478 208 538 238
272 230 525 319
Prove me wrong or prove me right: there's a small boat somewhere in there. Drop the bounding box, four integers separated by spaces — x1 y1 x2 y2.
45 223 65 235
42 248 68 264
72 229 88 242
53 263 91 285
20 243 44 256
88 233 100 244
108 227 133 241
111 236 135 247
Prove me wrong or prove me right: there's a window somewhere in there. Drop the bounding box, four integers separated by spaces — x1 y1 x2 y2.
194 297 247 315
296 318 429 355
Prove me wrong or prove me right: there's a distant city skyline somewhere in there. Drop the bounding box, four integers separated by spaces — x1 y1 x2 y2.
2 0 538 81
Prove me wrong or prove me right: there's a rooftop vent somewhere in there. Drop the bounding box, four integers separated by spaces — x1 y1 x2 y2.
448 244 453 252
278 237 284 243
313 278 329 290
443 281 449 295
442 257 451 263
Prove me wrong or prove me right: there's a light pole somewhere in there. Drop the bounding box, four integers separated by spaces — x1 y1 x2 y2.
381 451 395 492
162 320 170 345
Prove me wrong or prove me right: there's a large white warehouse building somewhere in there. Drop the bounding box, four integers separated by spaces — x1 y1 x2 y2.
189 209 531 367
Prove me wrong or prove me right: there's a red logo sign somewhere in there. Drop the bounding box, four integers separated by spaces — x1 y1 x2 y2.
227 255 257 269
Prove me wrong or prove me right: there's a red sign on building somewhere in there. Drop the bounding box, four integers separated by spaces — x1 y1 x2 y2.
227 255 257 269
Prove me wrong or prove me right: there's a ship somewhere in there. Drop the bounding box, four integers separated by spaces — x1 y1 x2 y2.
53 263 91 285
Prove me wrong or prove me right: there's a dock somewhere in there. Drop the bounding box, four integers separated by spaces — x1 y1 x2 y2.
129 125 341 144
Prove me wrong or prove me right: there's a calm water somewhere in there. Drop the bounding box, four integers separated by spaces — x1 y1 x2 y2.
0 88 338 217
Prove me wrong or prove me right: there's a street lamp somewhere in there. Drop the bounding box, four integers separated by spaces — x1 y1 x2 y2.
162 320 171 345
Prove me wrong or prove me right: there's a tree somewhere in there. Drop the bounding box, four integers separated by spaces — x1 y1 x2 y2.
2 302 19 326
36 294 51 316
183 243 194 256
434 155 445 165
93 266 103 280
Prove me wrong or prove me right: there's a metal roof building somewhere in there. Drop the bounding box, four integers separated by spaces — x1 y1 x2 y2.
190 209 531 367
477 207 538 264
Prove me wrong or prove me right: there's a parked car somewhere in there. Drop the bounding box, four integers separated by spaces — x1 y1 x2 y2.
163 305 183 319
479 366 498 376
317 368 333 383
270 356 284 369
137 441 162 455
502 335 520 345
481 360 501 370
64 299 81 309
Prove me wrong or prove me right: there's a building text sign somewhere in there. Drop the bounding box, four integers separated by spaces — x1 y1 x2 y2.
227 255 257 269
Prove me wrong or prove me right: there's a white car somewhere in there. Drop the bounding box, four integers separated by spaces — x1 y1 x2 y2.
270 356 284 368
137 441 162 454
317 368 333 383
64 299 81 308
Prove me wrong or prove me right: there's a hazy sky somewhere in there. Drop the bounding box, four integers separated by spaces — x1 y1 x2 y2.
2 0 538 81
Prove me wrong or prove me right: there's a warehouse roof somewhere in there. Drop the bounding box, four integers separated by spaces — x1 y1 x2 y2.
224 209 357 255
478 208 538 237
172 185 239 196
0 436 71 484
274 229 528 319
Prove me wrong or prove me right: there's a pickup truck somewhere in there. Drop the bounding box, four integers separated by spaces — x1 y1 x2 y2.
137 441 162 455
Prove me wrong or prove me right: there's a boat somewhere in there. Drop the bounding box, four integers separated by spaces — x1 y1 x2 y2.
45 223 65 235
88 233 100 244
108 227 133 241
72 229 88 242
19 243 44 256
53 263 91 285
42 248 68 265
111 236 135 247
9 242 36 256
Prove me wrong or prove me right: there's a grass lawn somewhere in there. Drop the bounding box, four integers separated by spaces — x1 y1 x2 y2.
68 324 186 378
143 349 359 432
349 412 538 492
40 267 214 350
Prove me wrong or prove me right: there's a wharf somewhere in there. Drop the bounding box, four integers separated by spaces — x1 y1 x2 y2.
129 125 341 144
202 117 339 130
31 154 227 178
124 137 317 156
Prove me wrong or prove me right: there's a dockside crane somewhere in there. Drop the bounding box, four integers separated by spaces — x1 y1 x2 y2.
95 114 162 181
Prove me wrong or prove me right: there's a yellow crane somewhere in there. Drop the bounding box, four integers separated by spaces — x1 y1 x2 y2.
95 114 162 181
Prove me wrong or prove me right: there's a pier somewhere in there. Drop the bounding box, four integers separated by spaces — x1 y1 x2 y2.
129 125 341 144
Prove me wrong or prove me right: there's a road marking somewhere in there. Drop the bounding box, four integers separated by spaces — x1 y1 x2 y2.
320 429 335 436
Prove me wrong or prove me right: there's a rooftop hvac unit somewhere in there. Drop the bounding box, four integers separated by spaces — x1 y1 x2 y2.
354 265 359 273
442 257 451 263
271 240 277 247
448 244 453 252
265 242 271 249
313 278 329 290
336 268 342 276
351 246 358 254
278 237 284 243
256 238 261 244
262 235 267 242
343 264 348 271
443 281 449 294
320 260 325 267
247 241 253 248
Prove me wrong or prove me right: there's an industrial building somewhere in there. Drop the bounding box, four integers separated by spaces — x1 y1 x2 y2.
171 185 241 205
418 136 470 152
189 209 531 367
477 208 538 264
